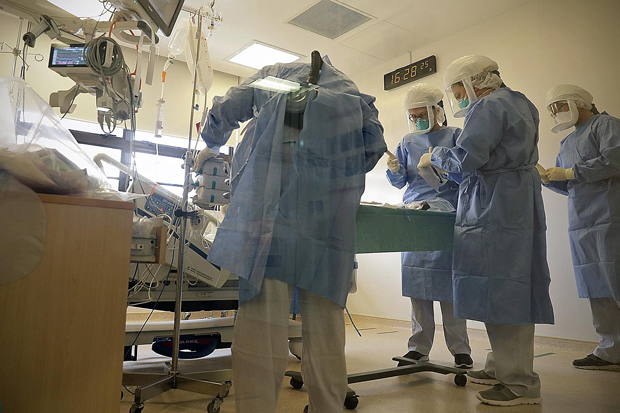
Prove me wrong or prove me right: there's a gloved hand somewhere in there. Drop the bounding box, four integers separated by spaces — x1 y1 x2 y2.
387 157 401 173
546 167 575 181
536 164 550 184
192 148 217 173
417 148 433 170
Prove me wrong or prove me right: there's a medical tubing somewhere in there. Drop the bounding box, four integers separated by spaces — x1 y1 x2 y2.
307 50 322 85
124 249 174 360
345 307 362 337
84 36 125 78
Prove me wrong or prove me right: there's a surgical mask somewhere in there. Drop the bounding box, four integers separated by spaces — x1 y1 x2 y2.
406 105 434 134
458 98 469 109
551 100 579 133
416 118 430 131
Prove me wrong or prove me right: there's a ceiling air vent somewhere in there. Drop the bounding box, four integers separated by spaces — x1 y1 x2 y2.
288 0 372 40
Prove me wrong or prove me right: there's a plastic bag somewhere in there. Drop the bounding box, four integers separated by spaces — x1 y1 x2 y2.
132 216 161 237
401 198 456 213
0 77 111 197
417 165 446 191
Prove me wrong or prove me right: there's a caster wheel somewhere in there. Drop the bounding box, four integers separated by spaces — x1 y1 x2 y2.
454 374 467 387
129 404 144 413
289 338 303 361
222 381 232 398
290 377 304 390
303 405 309 413
207 397 223 413
344 395 359 410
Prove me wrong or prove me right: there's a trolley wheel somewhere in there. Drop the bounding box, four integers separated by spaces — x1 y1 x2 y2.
344 395 359 410
289 338 303 361
223 381 232 398
207 397 223 413
290 377 304 390
454 374 467 387
129 403 144 413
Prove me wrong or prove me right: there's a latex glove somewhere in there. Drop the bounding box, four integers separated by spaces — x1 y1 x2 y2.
417 147 433 170
536 164 550 184
546 167 575 181
192 148 216 173
387 157 401 173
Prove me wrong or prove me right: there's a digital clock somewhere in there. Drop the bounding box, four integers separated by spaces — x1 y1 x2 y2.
384 55 437 91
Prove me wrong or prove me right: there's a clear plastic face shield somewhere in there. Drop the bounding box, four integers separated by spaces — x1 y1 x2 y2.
406 105 435 134
445 78 478 118
548 99 579 133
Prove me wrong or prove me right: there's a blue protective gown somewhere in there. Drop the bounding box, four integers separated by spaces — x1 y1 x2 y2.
545 113 620 300
386 127 461 302
201 60 387 306
431 88 554 325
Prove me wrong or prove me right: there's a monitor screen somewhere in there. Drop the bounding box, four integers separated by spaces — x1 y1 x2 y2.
49 45 87 67
137 0 185 37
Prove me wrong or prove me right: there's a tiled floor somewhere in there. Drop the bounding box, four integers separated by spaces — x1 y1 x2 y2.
120 316 620 412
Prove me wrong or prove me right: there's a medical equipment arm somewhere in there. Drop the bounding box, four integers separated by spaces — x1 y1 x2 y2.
0 0 84 45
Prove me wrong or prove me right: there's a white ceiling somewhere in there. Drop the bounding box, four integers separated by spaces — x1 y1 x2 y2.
5 0 536 78
184 0 536 78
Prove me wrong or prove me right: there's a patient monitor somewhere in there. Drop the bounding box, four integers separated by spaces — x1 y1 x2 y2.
0 0 186 131
93 153 232 295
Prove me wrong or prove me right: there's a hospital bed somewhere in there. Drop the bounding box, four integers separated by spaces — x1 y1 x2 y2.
93 154 304 366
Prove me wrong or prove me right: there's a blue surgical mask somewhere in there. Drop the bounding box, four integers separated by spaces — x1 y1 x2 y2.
458 98 470 109
416 118 430 131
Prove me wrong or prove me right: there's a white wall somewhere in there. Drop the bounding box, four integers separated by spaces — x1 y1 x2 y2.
348 0 620 342
0 11 239 143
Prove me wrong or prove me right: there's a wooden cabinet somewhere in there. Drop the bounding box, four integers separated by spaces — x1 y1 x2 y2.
0 194 134 413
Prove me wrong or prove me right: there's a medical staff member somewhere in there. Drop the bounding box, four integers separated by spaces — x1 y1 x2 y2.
386 83 473 369
419 55 554 406
543 84 620 371
196 56 386 413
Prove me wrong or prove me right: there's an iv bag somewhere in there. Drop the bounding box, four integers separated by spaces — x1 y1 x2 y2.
185 19 214 94
168 18 189 57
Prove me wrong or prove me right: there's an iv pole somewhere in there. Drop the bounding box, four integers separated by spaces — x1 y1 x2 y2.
123 6 231 413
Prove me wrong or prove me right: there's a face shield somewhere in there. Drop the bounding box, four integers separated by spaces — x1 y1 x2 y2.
406 105 435 134
445 78 477 118
548 99 579 133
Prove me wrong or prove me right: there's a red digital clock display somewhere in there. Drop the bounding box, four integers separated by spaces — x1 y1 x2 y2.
384 55 437 91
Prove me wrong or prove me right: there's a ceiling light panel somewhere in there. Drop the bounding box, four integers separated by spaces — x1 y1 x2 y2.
228 42 302 70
